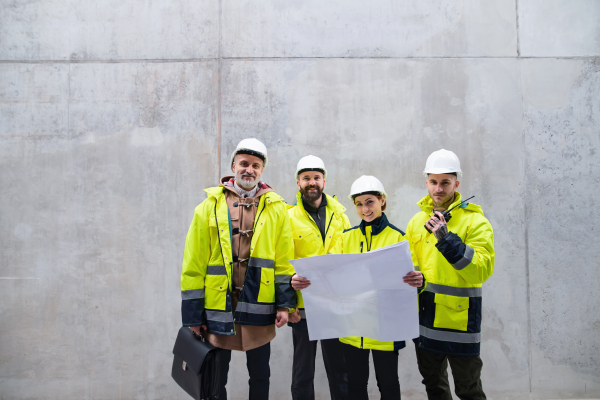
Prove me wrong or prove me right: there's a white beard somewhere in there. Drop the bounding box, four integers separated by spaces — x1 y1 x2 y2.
235 170 260 189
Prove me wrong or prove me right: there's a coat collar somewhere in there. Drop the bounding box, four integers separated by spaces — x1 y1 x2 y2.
205 180 281 204
417 191 483 216
294 191 346 215
359 212 390 236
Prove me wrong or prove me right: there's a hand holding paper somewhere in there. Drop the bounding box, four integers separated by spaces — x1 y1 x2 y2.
290 241 419 342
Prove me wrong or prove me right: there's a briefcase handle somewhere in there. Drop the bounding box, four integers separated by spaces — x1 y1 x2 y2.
190 328 208 343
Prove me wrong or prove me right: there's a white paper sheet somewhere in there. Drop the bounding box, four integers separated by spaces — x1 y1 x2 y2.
290 241 419 342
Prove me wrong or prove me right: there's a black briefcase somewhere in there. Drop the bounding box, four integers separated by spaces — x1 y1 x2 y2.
172 327 222 400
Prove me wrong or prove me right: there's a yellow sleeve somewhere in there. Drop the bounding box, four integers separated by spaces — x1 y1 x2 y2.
274 206 297 310
458 219 495 284
181 204 211 326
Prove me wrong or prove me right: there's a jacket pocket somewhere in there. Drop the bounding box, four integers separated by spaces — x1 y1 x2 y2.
410 233 423 266
293 228 317 253
434 293 469 331
257 268 275 303
204 274 228 310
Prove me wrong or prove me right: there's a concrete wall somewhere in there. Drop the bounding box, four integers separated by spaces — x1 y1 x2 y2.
0 1 598 399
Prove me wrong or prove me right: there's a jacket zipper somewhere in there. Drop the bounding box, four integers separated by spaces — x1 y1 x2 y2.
361 337 364 349
325 213 335 236
304 210 319 230
253 198 267 231
243 197 268 323
214 202 236 335
304 207 332 248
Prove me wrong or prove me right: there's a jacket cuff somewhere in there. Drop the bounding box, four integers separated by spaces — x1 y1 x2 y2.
417 276 427 294
181 297 206 326
276 274 297 310
435 232 468 267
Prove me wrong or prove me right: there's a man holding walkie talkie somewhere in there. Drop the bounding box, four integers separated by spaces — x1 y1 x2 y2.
406 149 495 400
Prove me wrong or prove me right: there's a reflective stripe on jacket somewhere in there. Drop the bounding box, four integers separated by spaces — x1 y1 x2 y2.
335 213 407 351
406 191 494 356
288 191 351 311
181 185 296 335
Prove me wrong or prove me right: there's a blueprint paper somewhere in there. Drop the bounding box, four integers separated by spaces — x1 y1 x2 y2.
290 242 419 342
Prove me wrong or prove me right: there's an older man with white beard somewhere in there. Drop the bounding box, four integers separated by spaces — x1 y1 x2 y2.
180 138 296 400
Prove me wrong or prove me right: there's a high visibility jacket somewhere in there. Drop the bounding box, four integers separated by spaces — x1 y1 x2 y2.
335 213 408 351
180 185 296 335
288 191 351 314
406 191 494 356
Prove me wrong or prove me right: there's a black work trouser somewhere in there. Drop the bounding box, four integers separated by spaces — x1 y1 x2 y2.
215 342 271 400
291 328 348 400
341 342 400 400
415 346 486 400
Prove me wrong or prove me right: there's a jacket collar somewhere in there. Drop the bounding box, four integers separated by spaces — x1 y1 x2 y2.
417 191 483 216
205 179 279 203
359 212 390 236
220 176 272 197
301 193 327 213
295 191 346 215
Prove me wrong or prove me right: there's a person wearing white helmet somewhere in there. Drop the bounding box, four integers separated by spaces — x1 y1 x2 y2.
180 138 296 400
288 155 351 400
406 149 495 400
295 175 423 400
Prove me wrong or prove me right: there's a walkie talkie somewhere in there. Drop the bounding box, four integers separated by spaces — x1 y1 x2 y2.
425 196 475 233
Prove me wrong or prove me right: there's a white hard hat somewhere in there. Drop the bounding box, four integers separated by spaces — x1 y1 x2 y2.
295 155 327 179
230 138 268 168
423 149 463 176
348 175 388 201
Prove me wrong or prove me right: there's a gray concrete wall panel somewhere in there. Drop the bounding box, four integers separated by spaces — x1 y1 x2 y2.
523 58 600 398
0 61 219 398
69 62 219 139
0 0 219 61
0 64 69 137
519 0 600 57
222 0 517 58
1 0 599 398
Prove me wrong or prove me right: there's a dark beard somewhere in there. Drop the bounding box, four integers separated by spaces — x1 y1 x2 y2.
301 185 323 202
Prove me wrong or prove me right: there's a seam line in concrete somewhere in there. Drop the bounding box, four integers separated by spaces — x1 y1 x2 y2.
67 63 71 140
0 58 220 64
519 61 533 394
220 56 600 60
0 277 39 279
217 0 223 180
1 56 599 64
516 0 521 57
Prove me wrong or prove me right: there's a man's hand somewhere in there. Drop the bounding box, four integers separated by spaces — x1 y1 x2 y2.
190 325 207 335
291 274 311 290
288 309 301 323
426 211 448 241
275 310 289 328
403 271 424 288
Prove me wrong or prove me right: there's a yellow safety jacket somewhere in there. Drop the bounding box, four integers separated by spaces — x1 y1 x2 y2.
288 191 351 315
180 185 296 335
335 213 408 351
406 191 494 356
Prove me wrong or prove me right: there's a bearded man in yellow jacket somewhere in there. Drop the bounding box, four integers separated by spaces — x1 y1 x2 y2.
288 155 350 400
180 138 296 400
406 149 495 400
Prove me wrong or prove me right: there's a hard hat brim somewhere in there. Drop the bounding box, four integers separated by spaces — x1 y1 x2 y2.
296 168 327 180
231 149 268 168
423 168 463 177
348 190 388 201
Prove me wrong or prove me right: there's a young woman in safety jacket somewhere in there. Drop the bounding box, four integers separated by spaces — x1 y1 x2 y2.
335 175 423 400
